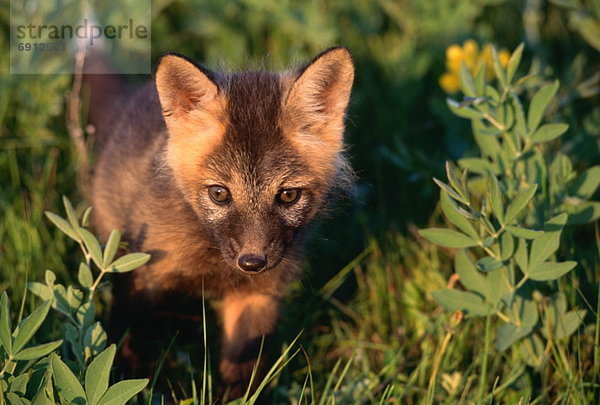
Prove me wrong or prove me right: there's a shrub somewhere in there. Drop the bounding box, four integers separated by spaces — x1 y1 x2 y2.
420 42 598 392
0 198 149 404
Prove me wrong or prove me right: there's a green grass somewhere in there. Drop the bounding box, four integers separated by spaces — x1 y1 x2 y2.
1 0 599 403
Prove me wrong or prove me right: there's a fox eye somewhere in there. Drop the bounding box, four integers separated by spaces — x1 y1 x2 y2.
276 188 301 205
208 185 231 204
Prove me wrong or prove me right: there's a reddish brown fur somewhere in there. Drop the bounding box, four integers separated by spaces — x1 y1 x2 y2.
90 48 354 399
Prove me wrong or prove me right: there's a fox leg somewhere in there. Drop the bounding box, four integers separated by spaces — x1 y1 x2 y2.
219 292 280 399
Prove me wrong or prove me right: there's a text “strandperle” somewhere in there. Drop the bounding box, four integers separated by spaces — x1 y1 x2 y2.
15 19 148 46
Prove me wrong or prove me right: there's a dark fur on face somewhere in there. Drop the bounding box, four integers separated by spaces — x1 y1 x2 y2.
90 47 354 399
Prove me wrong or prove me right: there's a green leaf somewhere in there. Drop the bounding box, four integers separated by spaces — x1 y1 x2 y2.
0 291 13 355
520 334 546 369
459 62 476 97
433 178 469 205
506 43 524 84
455 250 489 299
527 81 559 133
496 322 533 352
500 232 515 261
440 192 478 239
481 236 495 248
506 226 543 239
497 295 538 351
25 356 52 400
108 253 151 273
475 62 487 94
458 158 497 175
419 228 479 248
511 293 539 327
473 121 502 157
10 374 29 396
476 256 504 272
527 261 576 281
63 196 79 231
569 166 600 199
431 289 490 318
44 270 55 286
85 344 116 405
5 392 28 405
51 285 74 318
512 92 528 138
488 268 512 308
51 353 86 405
529 213 568 267
28 282 53 302
564 201 600 224
78 263 93 289
514 238 529 272
504 184 537 224
77 302 96 332
531 123 568 144
44 212 80 242
445 162 466 199
96 379 148 405
81 207 93 228
13 301 51 354
554 310 586 340
13 340 63 361
447 99 483 120
83 322 108 357
80 228 103 269
490 46 507 87
102 230 121 269
489 175 504 224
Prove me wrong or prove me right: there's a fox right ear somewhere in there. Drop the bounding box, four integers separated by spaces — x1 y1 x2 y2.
155 54 219 118
155 54 226 197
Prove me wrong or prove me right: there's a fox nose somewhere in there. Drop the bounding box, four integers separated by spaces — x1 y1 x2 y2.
237 254 266 273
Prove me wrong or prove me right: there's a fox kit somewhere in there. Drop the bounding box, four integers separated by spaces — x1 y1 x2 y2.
90 47 354 397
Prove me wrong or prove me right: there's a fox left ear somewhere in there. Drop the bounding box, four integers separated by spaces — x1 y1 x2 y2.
284 47 354 151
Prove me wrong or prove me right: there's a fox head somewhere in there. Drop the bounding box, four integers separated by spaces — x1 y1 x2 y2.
155 48 354 274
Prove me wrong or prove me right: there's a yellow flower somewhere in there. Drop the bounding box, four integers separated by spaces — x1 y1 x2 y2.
462 39 479 69
446 45 463 73
499 49 511 67
439 72 461 93
440 40 512 94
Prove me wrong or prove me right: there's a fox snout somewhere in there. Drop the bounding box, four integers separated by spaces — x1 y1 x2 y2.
237 253 267 273
228 235 284 275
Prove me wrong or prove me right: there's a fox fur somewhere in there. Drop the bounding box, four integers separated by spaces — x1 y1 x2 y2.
88 47 354 398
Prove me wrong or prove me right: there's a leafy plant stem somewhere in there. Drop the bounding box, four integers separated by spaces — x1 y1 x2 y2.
495 311 510 323
89 271 106 300
482 245 500 260
482 113 505 131
477 314 492 401
77 240 91 268
514 275 529 291
0 356 13 377
491 225 506 239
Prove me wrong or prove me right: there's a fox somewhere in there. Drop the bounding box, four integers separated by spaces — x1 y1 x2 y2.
87 47 355 398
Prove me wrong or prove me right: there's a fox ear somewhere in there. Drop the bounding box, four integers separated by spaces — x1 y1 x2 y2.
284 47 354 150
155 54 219 118
155 54 226 196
